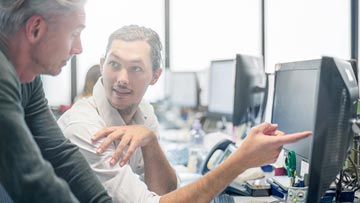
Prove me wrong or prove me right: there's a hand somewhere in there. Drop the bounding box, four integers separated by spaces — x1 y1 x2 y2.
236 122 312 168
91 125 157 167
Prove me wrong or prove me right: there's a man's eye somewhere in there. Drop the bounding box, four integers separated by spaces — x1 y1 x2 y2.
72 32 80 38
130 66 142 72
109 61 119 69
72 28 82 38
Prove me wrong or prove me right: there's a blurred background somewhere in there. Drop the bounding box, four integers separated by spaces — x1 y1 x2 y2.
43 0 354 127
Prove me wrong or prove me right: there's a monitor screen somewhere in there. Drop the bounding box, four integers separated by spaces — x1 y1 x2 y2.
167 71 199 108
233 54 266 126
207 59 236 121
272 59 321 170
271 57 359 202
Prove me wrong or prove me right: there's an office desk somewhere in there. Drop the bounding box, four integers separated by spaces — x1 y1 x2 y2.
233 195 280 203
160 129 280 202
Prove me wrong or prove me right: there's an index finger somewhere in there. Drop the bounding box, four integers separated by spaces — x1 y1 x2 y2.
276 131 312 145
91 127 122 142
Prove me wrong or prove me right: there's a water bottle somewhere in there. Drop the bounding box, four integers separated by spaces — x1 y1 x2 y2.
187 119 207 173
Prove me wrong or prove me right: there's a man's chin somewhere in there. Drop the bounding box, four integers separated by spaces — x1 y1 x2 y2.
111 102 136 115
20 75 36 83
50 68 63 76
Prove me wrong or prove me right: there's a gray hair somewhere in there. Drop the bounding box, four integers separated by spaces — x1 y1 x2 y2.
105 25 163 72
0 0 87 37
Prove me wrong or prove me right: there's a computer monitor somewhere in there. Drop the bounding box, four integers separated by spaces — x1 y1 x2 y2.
272 57 358 202
167 71 199 108
207 59 236 121
272 59 321 172
232 54 266 126
207 54 266 124
306 57 358 202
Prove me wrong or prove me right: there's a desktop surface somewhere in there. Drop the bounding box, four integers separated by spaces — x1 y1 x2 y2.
233 195 279 203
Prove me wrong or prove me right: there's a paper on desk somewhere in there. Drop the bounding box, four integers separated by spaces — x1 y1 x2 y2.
233 167 265 184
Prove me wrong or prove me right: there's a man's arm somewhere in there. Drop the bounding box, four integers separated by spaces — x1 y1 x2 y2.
93 125 178 194
58 109 162 203
159 122 312 203
0 70 79 202
141 134 178 194
21 77 112 203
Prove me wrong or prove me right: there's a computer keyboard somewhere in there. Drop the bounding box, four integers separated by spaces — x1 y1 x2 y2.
212 194 235 203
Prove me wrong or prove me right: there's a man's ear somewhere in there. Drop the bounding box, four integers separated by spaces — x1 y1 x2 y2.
150 68 162 85
99 57 105 73
25 15 46 43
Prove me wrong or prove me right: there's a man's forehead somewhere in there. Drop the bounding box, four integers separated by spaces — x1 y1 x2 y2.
108 40 151 56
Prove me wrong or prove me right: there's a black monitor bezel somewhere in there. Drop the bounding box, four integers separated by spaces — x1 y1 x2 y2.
306 57 358 203
232 54 266 126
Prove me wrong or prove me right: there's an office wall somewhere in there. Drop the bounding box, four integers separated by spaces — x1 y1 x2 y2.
42 0 352 107
169 0 262 106
170 0 262 72
263 0 351 122
265 0 351 72
42 64 72 106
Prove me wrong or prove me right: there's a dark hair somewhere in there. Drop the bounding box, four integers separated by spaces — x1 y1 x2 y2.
81 64 101 97
105 25 163 72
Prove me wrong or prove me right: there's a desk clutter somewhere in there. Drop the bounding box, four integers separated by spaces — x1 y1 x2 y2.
161 129 360 203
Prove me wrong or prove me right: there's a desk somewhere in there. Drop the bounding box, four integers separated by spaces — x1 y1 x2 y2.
233 195 280 203
160 129 281 202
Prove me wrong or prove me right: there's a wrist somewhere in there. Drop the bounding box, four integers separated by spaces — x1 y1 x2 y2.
142 132 158 150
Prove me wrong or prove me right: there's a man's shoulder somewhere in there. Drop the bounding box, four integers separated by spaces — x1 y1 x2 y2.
138 99 155 113
58 97 104 128
0 50 20 89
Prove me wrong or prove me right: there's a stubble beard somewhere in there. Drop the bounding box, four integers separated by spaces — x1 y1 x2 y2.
115 102 138 116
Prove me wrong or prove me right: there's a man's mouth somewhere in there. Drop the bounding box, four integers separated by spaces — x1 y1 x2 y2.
113 88 132 97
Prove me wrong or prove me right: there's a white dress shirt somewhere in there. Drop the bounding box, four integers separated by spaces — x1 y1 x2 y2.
58 79 161 203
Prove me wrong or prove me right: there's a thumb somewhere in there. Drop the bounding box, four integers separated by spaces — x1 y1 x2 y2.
252 122 272 133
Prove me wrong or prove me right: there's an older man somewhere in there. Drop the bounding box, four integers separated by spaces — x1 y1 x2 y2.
0 1 111 202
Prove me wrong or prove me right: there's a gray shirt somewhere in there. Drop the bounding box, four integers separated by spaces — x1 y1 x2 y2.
0 39 112 202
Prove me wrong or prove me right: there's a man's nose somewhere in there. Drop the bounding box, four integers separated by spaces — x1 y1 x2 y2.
71 35 83 55
117 68 129 85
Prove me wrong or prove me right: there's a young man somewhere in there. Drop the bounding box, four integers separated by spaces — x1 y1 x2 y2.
58 25 312 203
0 1 112 202
58 25 178 197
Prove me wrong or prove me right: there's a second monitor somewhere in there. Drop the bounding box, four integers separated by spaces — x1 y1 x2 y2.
207 54 266 127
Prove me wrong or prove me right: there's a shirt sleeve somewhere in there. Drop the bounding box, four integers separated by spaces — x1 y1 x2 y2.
58 110 161 203
21 77 112 203
0 70 79 202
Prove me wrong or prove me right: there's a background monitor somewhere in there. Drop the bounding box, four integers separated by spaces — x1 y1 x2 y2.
232 54 266 126
207 59 236 121
167 71 199 108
